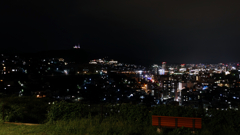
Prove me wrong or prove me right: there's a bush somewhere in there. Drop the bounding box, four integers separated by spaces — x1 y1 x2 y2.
47 101 89 122
0 96 50 123
1 98 240 134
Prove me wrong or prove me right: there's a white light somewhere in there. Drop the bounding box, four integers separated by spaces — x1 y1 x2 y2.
64 70 68 75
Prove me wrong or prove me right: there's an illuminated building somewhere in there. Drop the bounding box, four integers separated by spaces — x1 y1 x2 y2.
89 59 117 64
89 61 97 64
162 62 166 70
181 64 185 68
59 58 64 62
152 64 158 75
109 60 118 64
158 69 165 75
73 43 80 49
179 68 186 72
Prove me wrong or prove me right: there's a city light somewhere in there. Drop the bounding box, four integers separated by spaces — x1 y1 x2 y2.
64 70 68 75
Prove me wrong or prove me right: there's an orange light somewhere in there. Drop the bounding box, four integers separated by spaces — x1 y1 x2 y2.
0 80 3 82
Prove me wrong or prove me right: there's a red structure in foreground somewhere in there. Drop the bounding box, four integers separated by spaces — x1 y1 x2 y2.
152 115 202 130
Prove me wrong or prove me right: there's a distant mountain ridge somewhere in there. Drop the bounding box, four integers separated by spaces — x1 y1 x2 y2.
0 48 150 66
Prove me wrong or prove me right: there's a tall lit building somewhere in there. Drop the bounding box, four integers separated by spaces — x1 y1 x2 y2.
152 64 158 75
162 62 166 70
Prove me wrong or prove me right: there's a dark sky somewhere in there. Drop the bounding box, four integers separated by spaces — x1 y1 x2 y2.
1 0 240 65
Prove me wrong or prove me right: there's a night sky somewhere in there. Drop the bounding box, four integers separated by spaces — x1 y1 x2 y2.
1 0 240 65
